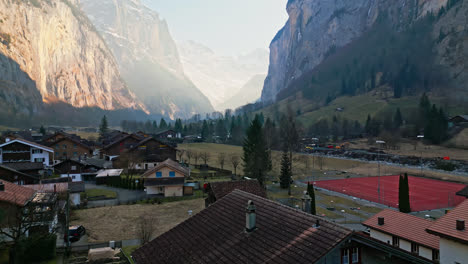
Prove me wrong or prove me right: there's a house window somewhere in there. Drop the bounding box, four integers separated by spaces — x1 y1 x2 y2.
73 144 77 149
432 249 439 261
411 243 419 254
351 248 359 263
34 158 44 163
32 149 43 154
71 166 77 170
156 172 162 178
169 171 175 177
342 249 349 264
72 176 76 180
392 236 399 247
63 152 67 157
63 144 67 149
73 152 78 157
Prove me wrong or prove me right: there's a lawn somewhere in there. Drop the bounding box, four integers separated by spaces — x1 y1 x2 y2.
70 199 204 242
85 189 117 200
122 245 139 264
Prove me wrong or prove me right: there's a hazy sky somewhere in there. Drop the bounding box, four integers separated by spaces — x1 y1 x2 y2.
142 0 289 56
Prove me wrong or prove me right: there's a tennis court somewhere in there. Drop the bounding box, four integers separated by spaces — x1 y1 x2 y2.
312 175 466 211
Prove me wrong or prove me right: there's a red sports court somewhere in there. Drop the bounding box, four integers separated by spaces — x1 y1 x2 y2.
313 175 467 211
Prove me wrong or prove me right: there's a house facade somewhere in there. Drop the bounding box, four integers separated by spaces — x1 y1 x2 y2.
0 139 54 166
141 159 187 197
0 165 39 185
47 137 92 161
155 130 181 139
53 159 101 182
101 134 143 159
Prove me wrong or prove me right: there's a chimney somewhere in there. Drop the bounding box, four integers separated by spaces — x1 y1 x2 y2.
456 220 465 231
301 191 312 214
314 219 320 228
0 181 4 191
245 200 256 233
378 217 385 226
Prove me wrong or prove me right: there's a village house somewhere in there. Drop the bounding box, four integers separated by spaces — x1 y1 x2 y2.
0 165 39 185
141 159 187 197
26 181 85 206
204 180 267 207
46 136 93 161
0 181 58 241
101 133 144 159
112 137 177 171
155 129 181 139
361 209 440 263
53 159 101 182
426 199 468 263
132 189 354 264
0 138 54 167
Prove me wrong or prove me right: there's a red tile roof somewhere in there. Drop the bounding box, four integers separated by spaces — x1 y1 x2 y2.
362 209 439 249
427 199 468 244
210 180 267 200
132 189 352 264
0 181 36 206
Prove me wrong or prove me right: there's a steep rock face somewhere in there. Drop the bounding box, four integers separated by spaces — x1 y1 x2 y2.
262 0 447 103
79 0 213 119
0 0 146 114
178 40 269 110
218 74 267 111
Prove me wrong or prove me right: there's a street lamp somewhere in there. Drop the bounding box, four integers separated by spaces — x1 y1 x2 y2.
417 135 424 176
376 140 386 204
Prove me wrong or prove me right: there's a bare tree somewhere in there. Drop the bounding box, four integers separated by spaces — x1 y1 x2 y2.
230 155 240 175
185 150 193 165
217 153 226 169
193 151 200 165
316 156 325 171
177 149 186 162
138 216 157 244
201 152 210 165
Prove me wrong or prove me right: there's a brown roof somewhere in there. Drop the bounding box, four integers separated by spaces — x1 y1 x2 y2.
144 177 184 187
49 136 92 150
102 134 143 150
25 182 69 193
127 137 176 151
142 159 188 178
0 138 54 152
210 180 267 200
132 189 352 264
456 186 468 198
427 199 468 244
362 209 439 249
3 162 44 172
0 181 36 206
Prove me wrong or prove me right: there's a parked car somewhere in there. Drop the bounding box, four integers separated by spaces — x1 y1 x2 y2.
64 225 86 242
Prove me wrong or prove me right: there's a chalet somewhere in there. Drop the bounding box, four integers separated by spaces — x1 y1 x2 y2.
362 210 440 263
0 165 39 185
101 134 143 159
426 199 468 263
132 190 353 264
100 130 130 146
0 138 54 166
205 180 267 207
141 159 187 197
112 137 177 170
0 181 58 240
449 115 468 125
53 159 101 182
46 137 93 161
1 162 46 177
155 129 181 139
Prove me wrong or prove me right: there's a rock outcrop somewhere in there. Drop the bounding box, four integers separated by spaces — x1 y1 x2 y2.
262 0 448 103
0 0 147 115
79 0 213 119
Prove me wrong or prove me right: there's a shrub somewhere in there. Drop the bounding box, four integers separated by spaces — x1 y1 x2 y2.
15 234 56 262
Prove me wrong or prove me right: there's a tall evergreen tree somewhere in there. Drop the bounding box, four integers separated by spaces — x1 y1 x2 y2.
201 120 209 140
307 183 317 215
279 152 291 189
242 115 271 187
393 108 403 129
99 115 109 140
398 173 411 213
159 118 168 130
39 125 46 135
365 114 372 134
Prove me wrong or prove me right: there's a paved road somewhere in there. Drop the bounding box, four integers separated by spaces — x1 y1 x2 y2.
85 183 147 208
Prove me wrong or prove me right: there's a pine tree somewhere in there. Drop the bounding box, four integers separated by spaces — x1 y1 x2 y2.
393 108 403 129
99 115 109 140
39 125 46 135
159 118 168 130
307 183 317 215
201 120 209 140
399 173 411 213
365 114 372 134
242 115 271 187
280 152 291 189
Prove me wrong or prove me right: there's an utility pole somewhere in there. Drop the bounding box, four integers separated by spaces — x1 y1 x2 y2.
376 140 386 204
417 135 424 176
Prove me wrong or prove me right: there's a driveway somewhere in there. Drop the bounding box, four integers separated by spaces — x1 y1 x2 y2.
85 183 147 207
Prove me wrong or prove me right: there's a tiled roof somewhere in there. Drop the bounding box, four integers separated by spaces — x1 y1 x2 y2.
0 165 39 180
142 159 188 178
362 209 439 249
25 182 69 193
102 134 143 150
127 137 176 151
96 169 123 177
0 181 36 206
427 199 468 244
210 180 267 200
456 186 468 198
132 190 352 264
48 136 92 150
144 177 184 187
0 138 54 152
3 162 44 172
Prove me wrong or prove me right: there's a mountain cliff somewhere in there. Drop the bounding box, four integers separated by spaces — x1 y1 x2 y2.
178 41 269 110
218 74 266 111
79 0 213 119
262 0 449 103
0 0 147 120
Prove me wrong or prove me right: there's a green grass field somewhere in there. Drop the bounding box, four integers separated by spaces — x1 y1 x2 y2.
85 189 117 200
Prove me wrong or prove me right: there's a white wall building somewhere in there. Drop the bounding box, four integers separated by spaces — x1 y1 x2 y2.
0 138 54 166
